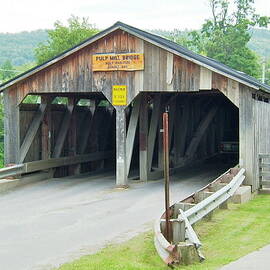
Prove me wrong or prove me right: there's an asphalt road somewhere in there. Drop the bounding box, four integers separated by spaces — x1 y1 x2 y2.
0 162 229 270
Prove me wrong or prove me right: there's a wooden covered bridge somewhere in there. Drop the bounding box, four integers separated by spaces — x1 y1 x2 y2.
1 22 270 190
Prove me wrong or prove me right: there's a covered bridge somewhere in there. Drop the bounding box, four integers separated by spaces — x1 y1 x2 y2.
1 21 269 190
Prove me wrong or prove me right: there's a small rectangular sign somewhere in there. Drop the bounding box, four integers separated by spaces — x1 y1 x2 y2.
112 85 127 106
92 53 144 71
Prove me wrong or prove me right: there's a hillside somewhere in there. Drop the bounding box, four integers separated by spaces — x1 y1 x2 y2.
0 27 269 67
0 30 48 66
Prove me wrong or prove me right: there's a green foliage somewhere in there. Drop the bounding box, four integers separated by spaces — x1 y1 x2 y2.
0 60 17 83
265 59 270 85
185 0 270 78
35 15 99 65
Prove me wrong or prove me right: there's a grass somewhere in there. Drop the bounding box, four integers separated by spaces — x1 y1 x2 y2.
57 194 270 270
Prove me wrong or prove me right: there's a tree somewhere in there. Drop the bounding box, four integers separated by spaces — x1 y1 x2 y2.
35 15 99 64
183 0 270 78
0 60 16 83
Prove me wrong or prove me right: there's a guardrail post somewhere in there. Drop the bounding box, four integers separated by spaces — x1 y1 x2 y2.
172 220 185 243
195 191 214 220
172 203 195 243
210 183 228 209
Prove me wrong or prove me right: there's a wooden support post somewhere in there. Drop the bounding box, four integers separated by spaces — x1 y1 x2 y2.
19 102 48 163
126 95 141 176
68 97 77 175
3 90 20 164
74 101 96 174
115 107 127 187
174 100 189 165
158 98 176 169
77 100 96 155
41 96 52 160
168 100 176 151
139 94 149 181
185 105 218 160
148 94 161 171
52 98 75 158
158 111 164 170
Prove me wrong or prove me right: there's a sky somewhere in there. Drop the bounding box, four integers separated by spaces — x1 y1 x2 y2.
1 0 270 33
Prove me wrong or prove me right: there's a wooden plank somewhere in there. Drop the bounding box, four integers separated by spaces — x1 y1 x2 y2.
261 180 270 187
185 105 218 159
41 96 52 160
148 95 161 170
168 100 176 150
4 89 20 164
199 67 212 90
260 171 270 177
77 101 96 155
260 163 270 169
52 101 75 158
173 99 190 164
166 52 173 88
126 95 141 175
25 151 113 173
259 154 270 159
19 103 47 163
115 107 127 186
139 94 149 181
68 97 78 175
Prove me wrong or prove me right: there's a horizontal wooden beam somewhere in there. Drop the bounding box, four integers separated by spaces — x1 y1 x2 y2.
25 151 113 173
0 151 113 179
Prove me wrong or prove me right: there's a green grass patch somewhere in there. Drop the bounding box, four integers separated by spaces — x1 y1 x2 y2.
57 195 270 270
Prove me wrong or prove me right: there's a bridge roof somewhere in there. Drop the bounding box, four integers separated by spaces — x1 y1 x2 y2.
1 21 269 93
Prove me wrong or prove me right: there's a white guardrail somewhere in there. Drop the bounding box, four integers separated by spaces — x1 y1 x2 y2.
154 167 245 266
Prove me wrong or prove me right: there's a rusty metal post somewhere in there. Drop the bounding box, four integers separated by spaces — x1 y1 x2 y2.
163 107 171 242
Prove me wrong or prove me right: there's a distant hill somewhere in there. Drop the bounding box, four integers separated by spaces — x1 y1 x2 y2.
0 30 48 66
248 28 270 59
0 27 269 67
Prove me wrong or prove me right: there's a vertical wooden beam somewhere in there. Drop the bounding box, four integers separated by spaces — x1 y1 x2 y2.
52 98 76 158
158 109 164 170
3 89 20 164
139 94 149 181
19 102 48 163
173 99 190 165
41 96 52 160
148 94 161 170
77 100 96 155
115 107 127 187
68 97 77 175
126 95 141 176
168 100 176 151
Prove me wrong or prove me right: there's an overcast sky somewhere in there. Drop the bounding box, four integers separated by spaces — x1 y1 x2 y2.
2 0 270 33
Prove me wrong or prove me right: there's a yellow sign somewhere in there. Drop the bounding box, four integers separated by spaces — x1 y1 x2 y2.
112 85 127 106
92 53 144 71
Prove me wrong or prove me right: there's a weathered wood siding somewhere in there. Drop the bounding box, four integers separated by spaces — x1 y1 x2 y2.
239 85 255 188
253 98 270 190
239 85 270 190
7 30 224 106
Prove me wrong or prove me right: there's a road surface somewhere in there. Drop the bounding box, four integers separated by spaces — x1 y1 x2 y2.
0 162 229 270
